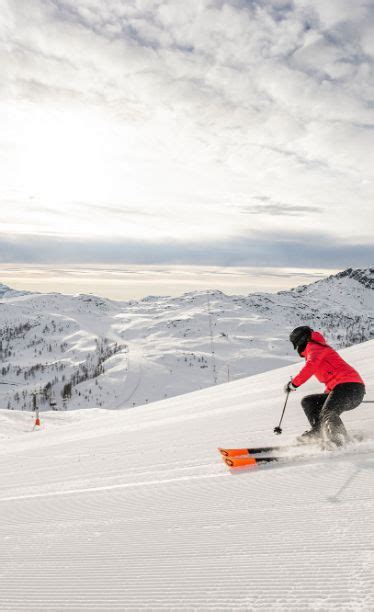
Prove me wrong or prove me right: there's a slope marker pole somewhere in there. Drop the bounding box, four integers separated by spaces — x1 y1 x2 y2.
206 293 217 385
32 393 41 430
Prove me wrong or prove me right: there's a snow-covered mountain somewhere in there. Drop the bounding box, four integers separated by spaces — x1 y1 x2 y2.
0 267 373 411
0 339 373 610
0 282 30 299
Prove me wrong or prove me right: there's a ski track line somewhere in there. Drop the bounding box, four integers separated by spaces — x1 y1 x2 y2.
0 458 219 491
1 446 374 504
0 470 227 502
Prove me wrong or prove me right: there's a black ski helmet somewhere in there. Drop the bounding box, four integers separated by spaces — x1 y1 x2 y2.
289 326 312 350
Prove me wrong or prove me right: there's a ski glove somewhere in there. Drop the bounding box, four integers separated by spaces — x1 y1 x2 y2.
284 381 297 393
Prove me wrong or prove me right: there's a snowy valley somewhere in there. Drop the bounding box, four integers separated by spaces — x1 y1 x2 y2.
0 267 373 412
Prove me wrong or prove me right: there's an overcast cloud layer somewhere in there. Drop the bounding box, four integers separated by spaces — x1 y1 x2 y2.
0 0 373 266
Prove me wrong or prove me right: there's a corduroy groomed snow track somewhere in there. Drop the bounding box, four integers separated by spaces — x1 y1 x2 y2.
0 340 373 610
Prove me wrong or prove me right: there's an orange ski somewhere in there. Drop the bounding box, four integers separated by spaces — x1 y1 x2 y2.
221 455 279 469
218 447 250 458
224 455 257 468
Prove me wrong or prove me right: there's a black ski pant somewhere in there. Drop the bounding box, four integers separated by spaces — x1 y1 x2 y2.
301 382 365 440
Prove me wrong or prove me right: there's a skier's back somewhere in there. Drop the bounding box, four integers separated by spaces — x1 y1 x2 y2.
285 326 365 446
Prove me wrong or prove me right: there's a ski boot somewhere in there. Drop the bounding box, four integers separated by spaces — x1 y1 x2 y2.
297 426 322 445
322 416 349 449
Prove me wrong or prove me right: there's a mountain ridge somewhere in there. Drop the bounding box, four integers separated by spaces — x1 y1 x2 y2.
0 267 373 412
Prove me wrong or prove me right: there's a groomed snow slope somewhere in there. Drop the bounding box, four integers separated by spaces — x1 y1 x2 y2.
0 340 373 611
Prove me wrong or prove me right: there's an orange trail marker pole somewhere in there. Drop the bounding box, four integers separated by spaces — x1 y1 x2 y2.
32 393 41 430
34 410 41 428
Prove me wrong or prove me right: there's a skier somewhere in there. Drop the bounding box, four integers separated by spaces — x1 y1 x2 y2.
284 326 365 446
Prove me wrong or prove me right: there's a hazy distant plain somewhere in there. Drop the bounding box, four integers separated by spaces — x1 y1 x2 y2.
0 265 337 300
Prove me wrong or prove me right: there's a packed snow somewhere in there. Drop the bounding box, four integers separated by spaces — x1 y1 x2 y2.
0 339 373 610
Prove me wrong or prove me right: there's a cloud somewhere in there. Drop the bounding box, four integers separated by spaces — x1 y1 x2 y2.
75 202 162 219
0 231 373 269
0 0 373 262
241 202 323 216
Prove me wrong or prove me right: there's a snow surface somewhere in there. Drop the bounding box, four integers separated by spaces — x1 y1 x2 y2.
0 339 373 610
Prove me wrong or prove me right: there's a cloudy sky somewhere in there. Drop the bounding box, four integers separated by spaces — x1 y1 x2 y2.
1 0 373 272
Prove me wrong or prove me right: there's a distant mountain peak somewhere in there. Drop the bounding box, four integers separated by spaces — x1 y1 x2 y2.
334 267 374 289
280 266 374 296
0 283 12 293
0 283 31 298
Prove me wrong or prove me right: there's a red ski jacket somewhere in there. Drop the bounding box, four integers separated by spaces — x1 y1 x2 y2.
292 331 364 393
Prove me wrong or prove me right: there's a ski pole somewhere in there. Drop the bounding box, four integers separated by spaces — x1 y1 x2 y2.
274 390 290 435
